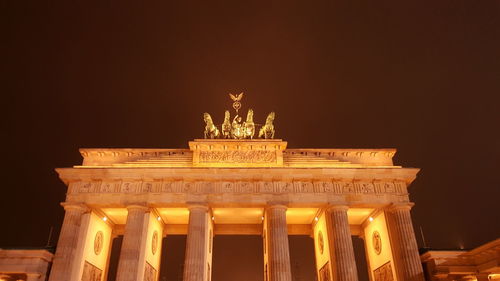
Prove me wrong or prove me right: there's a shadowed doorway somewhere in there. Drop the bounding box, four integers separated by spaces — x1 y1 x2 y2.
159 235 187 281
212 235 264 281
289 235 317 281
353 236 369 281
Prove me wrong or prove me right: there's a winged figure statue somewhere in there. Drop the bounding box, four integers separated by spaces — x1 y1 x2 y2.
229 92 244 112
229 92 244 102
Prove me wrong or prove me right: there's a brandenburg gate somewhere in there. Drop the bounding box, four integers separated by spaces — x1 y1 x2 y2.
48 94 425 281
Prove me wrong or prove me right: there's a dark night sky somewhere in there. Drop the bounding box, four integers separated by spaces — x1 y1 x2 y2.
2 1 499 280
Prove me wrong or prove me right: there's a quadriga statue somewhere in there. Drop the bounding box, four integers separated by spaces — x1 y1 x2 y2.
203 113 220 139
202 94 275 139
258 112 275 139
243 109 255 139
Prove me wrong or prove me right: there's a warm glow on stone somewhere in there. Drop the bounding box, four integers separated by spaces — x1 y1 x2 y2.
157 208 190 224
101 208 128 224
212 208 264 224
347 208 375 224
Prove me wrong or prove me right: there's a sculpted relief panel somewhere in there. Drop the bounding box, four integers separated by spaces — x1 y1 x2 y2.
373 262 394 281
143 262 157 281
199 150 277 163
81 261 102 281
318 262 331 281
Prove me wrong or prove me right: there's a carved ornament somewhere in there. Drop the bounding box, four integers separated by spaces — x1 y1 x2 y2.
94 231 103 255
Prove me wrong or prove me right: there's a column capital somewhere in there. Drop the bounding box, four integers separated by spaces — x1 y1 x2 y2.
327 205 349 212
387 202 415 212
60 202 89 212
126 204 149 211
187 204 209 211
266 204 288 211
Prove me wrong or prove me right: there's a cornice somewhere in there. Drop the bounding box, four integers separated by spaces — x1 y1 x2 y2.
56 167 419 185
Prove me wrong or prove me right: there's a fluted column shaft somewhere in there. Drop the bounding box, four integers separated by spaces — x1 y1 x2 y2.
386 204 425 281
266 205 292 281
116 205 149 281
326 206 359 281
183 205 210 281
49 204 87 281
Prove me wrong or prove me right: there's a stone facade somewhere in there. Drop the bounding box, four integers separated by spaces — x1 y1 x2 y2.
27 139 427 281
421 238 500 281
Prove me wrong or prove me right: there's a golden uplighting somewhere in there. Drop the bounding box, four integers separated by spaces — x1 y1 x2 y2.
101 208 128 224
347 208 375 224
286 208 318 224
212 208 263 224
99 207 376 227
157 208 190 224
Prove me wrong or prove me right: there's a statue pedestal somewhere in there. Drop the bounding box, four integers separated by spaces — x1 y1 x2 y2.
189 139 287 167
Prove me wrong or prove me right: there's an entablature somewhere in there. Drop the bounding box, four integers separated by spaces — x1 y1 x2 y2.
58 167 417 205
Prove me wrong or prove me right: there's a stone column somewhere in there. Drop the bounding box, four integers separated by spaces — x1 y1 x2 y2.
386 203 425 281
325 205 359 281
183 205 210 281
266 205 292 281
48 203 88 281
116 205 149 281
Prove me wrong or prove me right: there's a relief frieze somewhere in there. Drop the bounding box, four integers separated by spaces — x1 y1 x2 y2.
277 182 294 193
100 182 119 193
120 181 140 193
141 181 162 193
260 181 275 193
161 181 174 192
374 181 405 194
70 179 408 196
355 182 375 194
294 181 314 193
314 181 334 193
237 181 258 193
74 181 101 193
336 182 355 193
